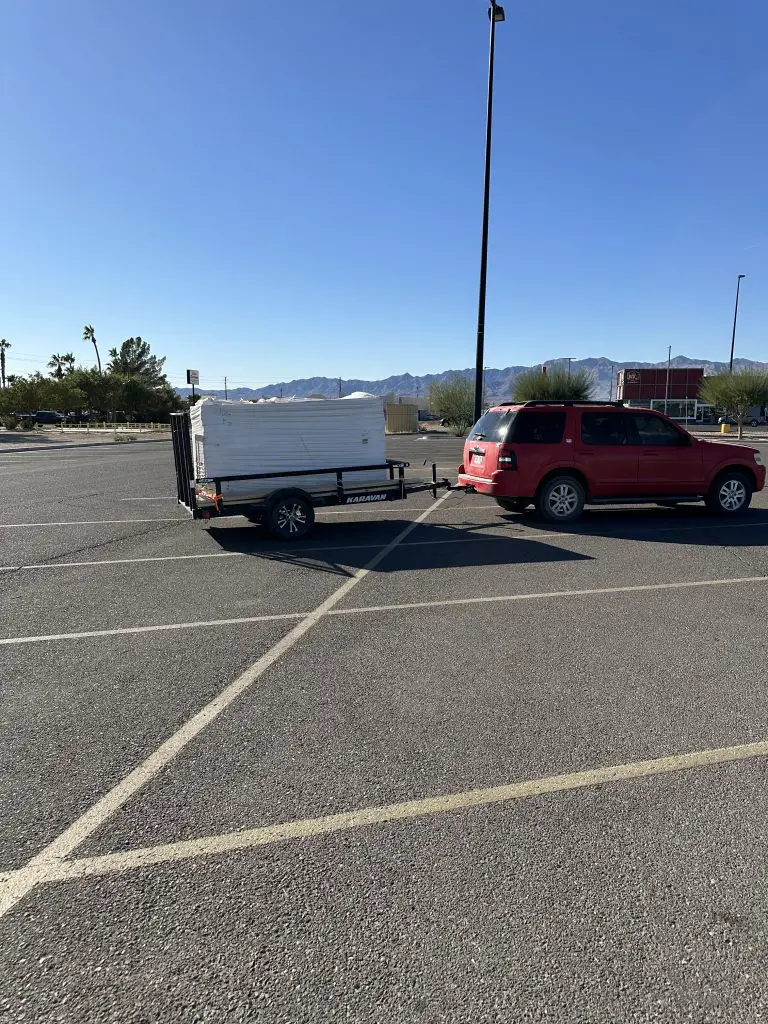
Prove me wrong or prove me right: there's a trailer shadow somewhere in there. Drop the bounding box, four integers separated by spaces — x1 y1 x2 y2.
205 519 593 577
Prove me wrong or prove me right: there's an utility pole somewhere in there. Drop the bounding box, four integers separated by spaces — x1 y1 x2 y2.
224 377 228 400
473 1 506 424
609 364 615 402
338 377 342 398
664 346 672 415
729 274 746 373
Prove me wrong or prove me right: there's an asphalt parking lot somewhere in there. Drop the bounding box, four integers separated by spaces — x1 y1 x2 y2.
2 435 768 1023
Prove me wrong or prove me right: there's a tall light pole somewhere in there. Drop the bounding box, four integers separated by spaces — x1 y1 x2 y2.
473 1 505 424
728 274 746 373
664 345 672 415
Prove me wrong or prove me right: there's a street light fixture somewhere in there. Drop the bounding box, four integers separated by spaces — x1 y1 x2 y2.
473 1 505 423
728 274 746 374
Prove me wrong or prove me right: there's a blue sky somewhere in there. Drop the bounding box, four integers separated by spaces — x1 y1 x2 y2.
1 0 766 390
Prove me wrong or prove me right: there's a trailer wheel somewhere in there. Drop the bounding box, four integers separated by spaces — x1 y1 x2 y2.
266 491 315 540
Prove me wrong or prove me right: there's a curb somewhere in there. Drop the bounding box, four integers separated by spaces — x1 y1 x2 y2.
0 437 171 456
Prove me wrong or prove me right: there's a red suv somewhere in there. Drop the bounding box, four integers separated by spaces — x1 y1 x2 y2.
457 401 765 523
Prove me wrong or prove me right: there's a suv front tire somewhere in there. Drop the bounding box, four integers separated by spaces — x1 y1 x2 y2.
705 471 752 515
536 475 586 523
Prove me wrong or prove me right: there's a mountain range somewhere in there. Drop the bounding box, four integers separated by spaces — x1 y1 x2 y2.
177 355 767 404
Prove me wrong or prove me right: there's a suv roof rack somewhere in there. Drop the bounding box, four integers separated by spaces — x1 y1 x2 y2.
497 400 625 408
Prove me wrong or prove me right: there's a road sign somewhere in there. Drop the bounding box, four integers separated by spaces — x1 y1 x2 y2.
186 369 200 386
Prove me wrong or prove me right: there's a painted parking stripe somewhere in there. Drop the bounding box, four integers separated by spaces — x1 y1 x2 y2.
330 574 768 617
119 496 177 501
0 489 454 919
0 518 185 529
0 534 574 574
29 739 768 884
2 573 767 647
0 611 307 646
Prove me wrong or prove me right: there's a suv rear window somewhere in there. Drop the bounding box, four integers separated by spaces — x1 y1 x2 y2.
509 410 566 444
468 410 516 441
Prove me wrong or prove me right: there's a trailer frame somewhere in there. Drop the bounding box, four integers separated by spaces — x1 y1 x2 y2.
169 411 447 539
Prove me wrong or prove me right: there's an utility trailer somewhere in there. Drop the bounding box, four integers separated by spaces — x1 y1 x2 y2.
170 411 446 540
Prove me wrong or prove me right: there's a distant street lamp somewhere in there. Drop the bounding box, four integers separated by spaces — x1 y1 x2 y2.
473 1 505 424
728 274 746 373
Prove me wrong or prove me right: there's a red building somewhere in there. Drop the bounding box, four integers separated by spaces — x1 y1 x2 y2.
616 367 704 402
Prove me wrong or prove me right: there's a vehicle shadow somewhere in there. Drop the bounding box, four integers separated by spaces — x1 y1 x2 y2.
501 505 768 546
206 519 593 577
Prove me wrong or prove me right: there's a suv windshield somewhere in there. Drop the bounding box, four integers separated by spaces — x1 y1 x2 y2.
468 409 516 441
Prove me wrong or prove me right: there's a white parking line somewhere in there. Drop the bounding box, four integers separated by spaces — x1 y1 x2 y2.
0 552 241 573
2 572 767 647
0 533 574 574
0 518 185 529
119 496 177 501
0 611 306 646
331 574 768 616
29 738 768 884
0 489 453 918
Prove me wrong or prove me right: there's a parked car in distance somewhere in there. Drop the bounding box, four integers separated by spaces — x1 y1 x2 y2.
458 400 765 523
21 410 66 425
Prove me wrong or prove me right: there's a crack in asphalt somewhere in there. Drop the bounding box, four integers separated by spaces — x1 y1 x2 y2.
0 520 190 580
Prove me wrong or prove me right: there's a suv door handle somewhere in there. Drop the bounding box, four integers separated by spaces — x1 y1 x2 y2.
642 451 659 457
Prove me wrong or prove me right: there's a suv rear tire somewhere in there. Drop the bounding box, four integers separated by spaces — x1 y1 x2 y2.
495 498 529 513
705 471 752 515
536 475 586 523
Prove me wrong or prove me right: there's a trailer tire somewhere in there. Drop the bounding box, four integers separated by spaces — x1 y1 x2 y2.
265 491 315 540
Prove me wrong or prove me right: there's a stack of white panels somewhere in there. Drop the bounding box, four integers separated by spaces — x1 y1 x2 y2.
189 397 388 503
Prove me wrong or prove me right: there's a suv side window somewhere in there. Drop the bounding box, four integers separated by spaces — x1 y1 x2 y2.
629 413 686 446
581 412 630 445
510 411 566 444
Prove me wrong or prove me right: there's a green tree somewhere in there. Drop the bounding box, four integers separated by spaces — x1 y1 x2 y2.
48 353 68 379
51 376 86 413
511 366 595 402
107 337 167 387
427 375 475 436
83 325 102 373
0 339 9 389
68 367 113 415
0 374 56 414
699 369 768 439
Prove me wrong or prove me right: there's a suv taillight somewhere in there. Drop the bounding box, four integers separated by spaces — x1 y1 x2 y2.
497 446 517 469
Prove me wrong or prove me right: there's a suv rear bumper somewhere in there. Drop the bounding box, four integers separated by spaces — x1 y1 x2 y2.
458 471 523 496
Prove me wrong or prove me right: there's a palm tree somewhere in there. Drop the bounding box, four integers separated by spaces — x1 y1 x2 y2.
83 324 101 373
0 339 9 389
48 353 67 379
62 352 76 374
